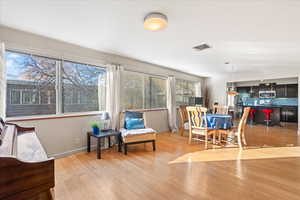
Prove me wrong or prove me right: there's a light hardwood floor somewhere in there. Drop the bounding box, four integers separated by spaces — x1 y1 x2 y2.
50 123 300 200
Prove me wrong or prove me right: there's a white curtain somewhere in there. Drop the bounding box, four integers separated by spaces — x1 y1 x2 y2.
167 76 177 132
0 43 6 119
195 81 202 97
106 64 122 130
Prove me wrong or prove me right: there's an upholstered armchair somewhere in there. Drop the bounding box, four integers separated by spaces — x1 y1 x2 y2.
119 111 157 155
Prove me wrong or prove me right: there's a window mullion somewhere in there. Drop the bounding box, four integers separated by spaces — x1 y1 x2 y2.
56 61 62 114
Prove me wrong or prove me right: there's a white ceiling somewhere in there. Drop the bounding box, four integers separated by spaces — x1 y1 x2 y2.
1 0 300 77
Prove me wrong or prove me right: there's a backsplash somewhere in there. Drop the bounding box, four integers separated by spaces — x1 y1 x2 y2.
242 98 298 106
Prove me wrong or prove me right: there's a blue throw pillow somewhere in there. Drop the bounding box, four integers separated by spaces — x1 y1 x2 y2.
124 111 143 128
125 118 145 130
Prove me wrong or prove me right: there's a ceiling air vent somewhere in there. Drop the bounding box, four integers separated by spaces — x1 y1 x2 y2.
193 43 211 51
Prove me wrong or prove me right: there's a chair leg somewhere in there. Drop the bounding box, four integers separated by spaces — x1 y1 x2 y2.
124 143 128 155
237 135 242 149
205 134 208 149
180 128 184 136
218 132 221 144
152 140 156 151
188 131 192 144
242 133 247 145
213 132 216 145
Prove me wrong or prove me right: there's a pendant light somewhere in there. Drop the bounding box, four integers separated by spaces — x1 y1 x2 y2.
226 62 239 96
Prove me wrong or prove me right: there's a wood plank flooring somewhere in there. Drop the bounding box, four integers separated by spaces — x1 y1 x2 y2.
52 123 300 200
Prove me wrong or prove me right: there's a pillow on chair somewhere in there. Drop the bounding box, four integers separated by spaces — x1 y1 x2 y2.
126 118 145 130
124 111 143 128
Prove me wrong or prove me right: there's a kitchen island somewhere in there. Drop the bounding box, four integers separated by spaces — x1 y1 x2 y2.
242 105 298 126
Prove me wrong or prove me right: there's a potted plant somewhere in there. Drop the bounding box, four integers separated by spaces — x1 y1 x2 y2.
91 122 100 135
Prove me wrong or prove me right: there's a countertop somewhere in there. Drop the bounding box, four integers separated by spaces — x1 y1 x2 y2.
242 105 298 108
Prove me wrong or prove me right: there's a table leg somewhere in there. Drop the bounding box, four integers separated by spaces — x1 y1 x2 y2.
117 134 122 152
152 140 156 151
108 136 111 148
87 133 91 152
124 143 128 155
97 138 101 159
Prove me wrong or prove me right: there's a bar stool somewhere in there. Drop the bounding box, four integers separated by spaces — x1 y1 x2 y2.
262 109 273 126
249 108 257 125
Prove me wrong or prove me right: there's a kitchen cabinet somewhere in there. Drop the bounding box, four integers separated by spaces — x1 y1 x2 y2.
280 106 298 122
286 84 298 98
237 84 298 98
275 85 286 98
275 84 298 98
250 86 259 98
237 87 251 94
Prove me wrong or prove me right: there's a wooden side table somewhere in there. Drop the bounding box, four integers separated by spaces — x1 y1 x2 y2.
87 129 121 159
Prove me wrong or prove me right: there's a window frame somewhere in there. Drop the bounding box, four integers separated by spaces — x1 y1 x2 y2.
61 60 107 114
10 89 22 105
175 79 196 106
5 49 107 120
121 70 168 111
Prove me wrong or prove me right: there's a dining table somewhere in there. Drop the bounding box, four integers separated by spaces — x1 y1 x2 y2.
206 114 233 130
205 113 234 145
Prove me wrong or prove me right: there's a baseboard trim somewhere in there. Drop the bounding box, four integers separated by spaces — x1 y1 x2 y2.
50 145 112 159
49 132 163 159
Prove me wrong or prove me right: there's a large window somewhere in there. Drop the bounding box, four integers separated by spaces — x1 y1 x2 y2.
62 61 106 113
5 51 106 117
121 71 166 110
6 51 57 117
176 79 196 106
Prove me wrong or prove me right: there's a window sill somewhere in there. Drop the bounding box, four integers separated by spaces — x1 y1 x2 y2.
6 109 169 122
122 108 168 113
6 111 103 122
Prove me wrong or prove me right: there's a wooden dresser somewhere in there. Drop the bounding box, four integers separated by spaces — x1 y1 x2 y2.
0 120 54 200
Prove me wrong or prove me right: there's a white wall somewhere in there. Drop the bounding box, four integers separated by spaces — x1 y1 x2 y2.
0 26 203 158
206 75 229 107
15 110 169 157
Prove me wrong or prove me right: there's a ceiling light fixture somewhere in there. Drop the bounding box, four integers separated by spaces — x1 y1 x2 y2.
144 12 168 31
226 62 239 96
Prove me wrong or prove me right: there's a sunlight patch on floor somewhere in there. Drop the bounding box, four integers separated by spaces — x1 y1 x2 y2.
169 146 300 164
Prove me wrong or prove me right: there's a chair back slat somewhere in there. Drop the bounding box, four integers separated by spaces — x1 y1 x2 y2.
186 106 208 130
213 105 229 115
179 105 188 122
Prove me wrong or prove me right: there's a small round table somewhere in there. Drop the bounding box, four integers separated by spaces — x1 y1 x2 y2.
87 129 121 159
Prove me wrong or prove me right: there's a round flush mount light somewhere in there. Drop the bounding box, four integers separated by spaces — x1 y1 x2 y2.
144 12 168 31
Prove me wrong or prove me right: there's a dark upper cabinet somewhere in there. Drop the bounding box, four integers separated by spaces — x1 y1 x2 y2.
286 84 298 98
237 87 251 94
259 85 270 91
237 84 298 98
275 84 298 98
250 86 259 98
275 85 286 98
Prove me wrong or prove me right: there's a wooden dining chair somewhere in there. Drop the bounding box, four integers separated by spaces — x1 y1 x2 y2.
218 107 251 148
186 106 216 149
213 105 229 115
179 105 189 136
234 107 251 148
